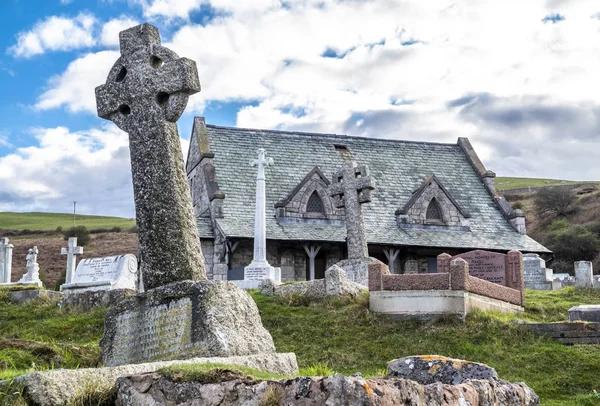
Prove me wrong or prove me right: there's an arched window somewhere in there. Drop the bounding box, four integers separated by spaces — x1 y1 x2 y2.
426 198 443 222
306 191 324 213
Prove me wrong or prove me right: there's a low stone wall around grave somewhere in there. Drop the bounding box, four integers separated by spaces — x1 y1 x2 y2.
369 259 523 307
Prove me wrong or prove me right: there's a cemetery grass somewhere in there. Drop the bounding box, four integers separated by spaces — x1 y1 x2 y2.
2 288 600 405
0 212 135 232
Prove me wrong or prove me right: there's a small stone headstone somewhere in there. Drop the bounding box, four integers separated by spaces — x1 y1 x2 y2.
453 250 506 284
60 254 138 293
523 253 555 290
575 261 593 287
569 305 600 322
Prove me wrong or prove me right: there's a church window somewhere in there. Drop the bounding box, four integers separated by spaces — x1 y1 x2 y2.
426 198 443 222
306 191 324 213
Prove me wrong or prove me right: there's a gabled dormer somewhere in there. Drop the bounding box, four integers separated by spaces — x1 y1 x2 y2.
395 174 470 230
275 166 345 222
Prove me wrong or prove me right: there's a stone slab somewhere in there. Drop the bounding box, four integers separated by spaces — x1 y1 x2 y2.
568 305 600 322
101 280 276 366
387 355 497 385
61 254 138 293
369 290 524 319
336 257 386 287
60 289 135 311
8 289 60 304
523 322 600 344
3 353 298 406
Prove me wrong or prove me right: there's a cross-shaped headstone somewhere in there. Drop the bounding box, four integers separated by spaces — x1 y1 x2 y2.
61 237 83 284
330 163 376 260
95 23 205 290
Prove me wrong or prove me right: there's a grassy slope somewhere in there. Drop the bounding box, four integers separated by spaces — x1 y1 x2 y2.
2 288 600 405
495 176 591 191
0 212 135 231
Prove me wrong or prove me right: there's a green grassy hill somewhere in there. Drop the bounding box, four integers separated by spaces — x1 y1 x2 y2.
495 176 592 191
0 212 135 231
2 288 600 405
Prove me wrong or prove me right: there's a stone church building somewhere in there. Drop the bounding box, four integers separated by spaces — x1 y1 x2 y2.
186 117 549 282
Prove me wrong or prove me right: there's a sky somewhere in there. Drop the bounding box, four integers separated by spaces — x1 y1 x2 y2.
0 0 599 218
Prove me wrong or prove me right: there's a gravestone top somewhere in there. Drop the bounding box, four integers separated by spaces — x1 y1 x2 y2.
95 23 205 290
329 163 375 260
61 237 83 285
61 254 138 293
453 249 506 284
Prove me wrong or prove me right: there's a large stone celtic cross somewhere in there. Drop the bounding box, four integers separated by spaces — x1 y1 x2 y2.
95 23 206 290
330 163 376 260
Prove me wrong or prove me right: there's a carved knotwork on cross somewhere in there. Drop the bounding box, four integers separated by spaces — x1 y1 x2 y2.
329 163 376 260
95 23 200 131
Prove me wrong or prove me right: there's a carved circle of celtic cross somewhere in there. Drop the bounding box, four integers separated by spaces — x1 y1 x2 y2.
95 23 200 133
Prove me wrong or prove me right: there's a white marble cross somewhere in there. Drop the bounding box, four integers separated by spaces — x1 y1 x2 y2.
0 238 14 284
61 237 84 284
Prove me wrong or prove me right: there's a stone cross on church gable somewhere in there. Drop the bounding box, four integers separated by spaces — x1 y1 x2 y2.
61 237 83 285
330 163 376 260
95 23 206 290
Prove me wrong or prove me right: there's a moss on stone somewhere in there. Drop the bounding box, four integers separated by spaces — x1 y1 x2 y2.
158 362 289 384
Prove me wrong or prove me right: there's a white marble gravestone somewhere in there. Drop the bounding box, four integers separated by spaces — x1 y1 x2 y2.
0 238 14 285
61 237 83 284
60 254 138 294
523 253 556 290
575 261 593 288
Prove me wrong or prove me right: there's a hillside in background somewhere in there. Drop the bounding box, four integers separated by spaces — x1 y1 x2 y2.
495 176 592 191
0 212 135 231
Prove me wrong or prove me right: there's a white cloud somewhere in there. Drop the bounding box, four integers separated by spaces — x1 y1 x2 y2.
9 13 96 58
60 0 73 4
100 16 140 46
28 0 600 183
35 50 119 113
0 125 190 217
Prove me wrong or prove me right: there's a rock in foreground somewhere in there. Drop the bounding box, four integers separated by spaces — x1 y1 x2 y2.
117 372 539 406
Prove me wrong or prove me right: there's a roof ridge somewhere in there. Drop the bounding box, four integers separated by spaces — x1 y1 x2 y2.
204 121 459 147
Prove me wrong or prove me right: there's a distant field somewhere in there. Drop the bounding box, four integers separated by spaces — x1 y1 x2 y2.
495 176 593 191
0 212 136 231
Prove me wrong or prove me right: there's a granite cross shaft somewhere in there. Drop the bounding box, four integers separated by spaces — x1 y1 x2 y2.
61 237 83 285
330 163 376 260
249 148 274 265
95 23 205 290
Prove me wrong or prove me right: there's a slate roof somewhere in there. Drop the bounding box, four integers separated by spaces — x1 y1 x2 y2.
198 123 550 253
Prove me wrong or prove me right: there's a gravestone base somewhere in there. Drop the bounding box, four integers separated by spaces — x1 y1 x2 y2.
8 289 60 304
568 305 600 323
335 257 387 287
234 260 281 289
61 289 135 312
524 280 561 291
101 280 277 367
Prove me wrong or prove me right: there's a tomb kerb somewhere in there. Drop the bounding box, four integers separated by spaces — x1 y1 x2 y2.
95 23 205 290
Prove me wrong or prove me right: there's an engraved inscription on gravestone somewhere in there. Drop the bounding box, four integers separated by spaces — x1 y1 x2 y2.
523 254 546 283
61 254 138 293
113 298 193 364
453 250 506 284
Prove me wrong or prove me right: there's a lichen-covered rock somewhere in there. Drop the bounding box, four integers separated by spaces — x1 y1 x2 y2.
258 278 276 295
116 372 539 406
2 353 298 406
387 355 498 385
101 280 276 366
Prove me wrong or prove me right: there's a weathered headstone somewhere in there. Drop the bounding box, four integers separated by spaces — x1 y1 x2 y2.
95 23 205 290
569 305 600 322
0 237 14 284
18 247 42 287
523 253 556 290
60 254 138 293
61 237 84 284
330 162 381 286
95 23 291 370
575 261 593 287
330 163 375 260
238 149 281 289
